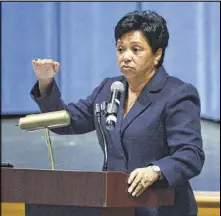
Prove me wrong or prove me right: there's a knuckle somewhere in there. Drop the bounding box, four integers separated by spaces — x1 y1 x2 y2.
46 62 53 67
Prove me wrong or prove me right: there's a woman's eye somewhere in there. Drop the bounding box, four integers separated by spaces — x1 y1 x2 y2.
117 47 124 52
133 47 141 52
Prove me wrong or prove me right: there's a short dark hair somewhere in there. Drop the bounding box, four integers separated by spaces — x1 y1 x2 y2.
115 10 169 68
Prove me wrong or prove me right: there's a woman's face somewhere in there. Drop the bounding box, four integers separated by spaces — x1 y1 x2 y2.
116 31 161 82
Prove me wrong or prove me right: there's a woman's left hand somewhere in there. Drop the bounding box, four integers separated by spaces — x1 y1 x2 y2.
128 166 160 197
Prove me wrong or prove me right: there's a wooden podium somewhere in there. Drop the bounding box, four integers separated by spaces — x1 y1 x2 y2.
2 168 174 216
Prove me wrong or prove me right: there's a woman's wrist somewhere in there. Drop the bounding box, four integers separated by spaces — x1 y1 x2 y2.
38 78 53 90
150 165 163 180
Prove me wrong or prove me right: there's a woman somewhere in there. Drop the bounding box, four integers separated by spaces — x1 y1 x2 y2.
31 11 205 216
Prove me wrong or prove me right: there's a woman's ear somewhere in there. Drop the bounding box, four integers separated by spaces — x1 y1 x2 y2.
154 48 163 66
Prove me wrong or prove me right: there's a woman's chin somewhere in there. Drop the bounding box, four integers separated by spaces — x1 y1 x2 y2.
120 70 135 79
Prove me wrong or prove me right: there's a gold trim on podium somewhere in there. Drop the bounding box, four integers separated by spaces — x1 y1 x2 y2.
194 191 220 216
1 202 25 216
1 192 220 216
194 191 220 206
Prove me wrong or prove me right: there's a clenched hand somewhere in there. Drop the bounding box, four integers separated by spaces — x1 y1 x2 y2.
32 58 60 88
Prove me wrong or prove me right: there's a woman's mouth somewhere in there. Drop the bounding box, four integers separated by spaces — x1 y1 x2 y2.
121 65 133 69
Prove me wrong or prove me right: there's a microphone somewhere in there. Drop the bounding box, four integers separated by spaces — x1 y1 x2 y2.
17 110 71 131
106 81 124 130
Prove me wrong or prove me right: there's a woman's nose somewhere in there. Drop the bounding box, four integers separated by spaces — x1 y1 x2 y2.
122 51 132 62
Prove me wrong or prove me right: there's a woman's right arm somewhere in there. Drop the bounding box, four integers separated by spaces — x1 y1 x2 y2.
31 59 107 135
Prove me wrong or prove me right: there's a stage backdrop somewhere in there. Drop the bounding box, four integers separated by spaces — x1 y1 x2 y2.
2 2 220 121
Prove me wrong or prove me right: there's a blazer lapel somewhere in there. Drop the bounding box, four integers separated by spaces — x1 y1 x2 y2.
121 84 152 134
121 67 169 134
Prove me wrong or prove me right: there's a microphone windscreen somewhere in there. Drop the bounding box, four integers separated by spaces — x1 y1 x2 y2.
110 81 124 92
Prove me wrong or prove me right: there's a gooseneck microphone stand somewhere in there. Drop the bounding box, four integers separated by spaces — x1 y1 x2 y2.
95 103 108 171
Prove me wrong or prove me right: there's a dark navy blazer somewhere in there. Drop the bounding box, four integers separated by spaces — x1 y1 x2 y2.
31 66 205 216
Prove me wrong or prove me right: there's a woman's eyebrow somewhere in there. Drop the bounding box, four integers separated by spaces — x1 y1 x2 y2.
117 41 143 45
130 41 143 45
116 41 123 45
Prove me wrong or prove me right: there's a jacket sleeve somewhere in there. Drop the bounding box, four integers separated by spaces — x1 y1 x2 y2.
30 78 108 135
150 83 205 188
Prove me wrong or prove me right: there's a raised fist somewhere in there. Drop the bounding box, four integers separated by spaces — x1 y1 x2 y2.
32 58 60 81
